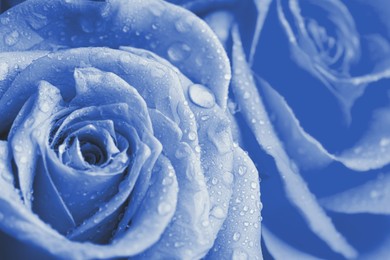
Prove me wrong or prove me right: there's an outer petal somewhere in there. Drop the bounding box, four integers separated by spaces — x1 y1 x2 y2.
0 51 48 100
0 0 230 108
8 80 62 208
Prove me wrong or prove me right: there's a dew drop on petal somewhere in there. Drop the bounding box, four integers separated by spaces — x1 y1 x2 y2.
188 84 215 108
233 232 241 241
202 220 210 227
20 156 28 164
238 165 247 176
38 102 51 113
175 16 193 33
211 206 225 219
188 131 196 141
167 42 191 62
4 30 19 46
158 202 172 215
250 181 258 189
201 115 210 121
162 177 173 186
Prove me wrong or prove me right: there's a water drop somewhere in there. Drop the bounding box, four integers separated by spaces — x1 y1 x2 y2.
14 144 22 153
250 181 258 189
38 102 51 113
211 206 225 219
80 18 95 33
243 91 250 99
202 220 210 227
162 177 173 186
4 30 19 46
20 156 28 164
158 202 172 215
201 115 210 121
175 16 193 33
233 232 241 241
224 73 231 80
188 131 196 141
174 241 185 248
23 117 35 128
167 42 191 62
238 165 247 176
380 138 390 147
370 190 381 199
188 84 215 109
122 25 130 33
211 177 218 185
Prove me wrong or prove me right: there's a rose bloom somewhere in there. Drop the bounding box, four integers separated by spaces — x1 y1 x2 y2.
169 0 390 259
0 0 261 259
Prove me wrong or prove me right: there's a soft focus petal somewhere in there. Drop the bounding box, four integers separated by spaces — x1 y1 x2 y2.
231 25 357 259
321 173 390 215
262 227 320 260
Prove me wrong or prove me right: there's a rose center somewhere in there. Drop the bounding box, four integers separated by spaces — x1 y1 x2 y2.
79 139 107 166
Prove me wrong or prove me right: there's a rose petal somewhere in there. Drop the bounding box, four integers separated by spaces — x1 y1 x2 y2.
114 155 179 252
32 157 76 234
0 0 230 108
321 173 390 215
0 140 16 192
262 227 319 260
140 108 213 258
253 73 390 172
231 25 357 259
254 78 334 170
207 147 262 260
0 51 48 101
8 80 62 208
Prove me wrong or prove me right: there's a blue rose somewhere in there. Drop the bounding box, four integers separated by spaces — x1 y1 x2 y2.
0 0 262 259
172 0 390 259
